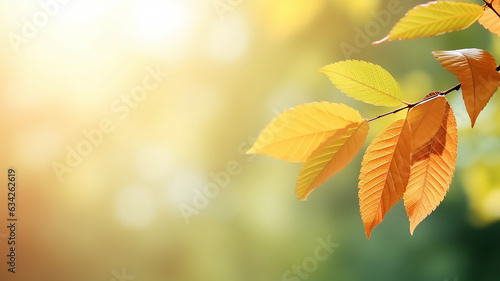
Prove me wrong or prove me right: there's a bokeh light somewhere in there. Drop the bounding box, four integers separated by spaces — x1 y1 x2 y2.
1 0 500 280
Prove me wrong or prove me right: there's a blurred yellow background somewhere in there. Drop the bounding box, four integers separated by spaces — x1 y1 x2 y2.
0 0 500 280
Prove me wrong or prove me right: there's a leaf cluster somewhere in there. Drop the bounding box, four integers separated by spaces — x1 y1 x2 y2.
248 1 500 238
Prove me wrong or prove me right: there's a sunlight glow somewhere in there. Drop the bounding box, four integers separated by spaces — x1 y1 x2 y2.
18 126 61 168
129 0 194 55
136 144 175 184
115 185 158 228
165 168 205 207
207 14 250 63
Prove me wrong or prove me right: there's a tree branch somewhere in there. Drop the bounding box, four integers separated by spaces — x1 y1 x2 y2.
367 65 500 122
367 4 500 123
483 0 500 19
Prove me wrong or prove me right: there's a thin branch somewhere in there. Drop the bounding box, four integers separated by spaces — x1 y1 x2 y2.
441 83 461 96
483 0 500 19
368 2 500 123
367 65 499 122
366 105 409 122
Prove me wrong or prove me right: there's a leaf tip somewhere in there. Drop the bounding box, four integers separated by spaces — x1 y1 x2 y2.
317 66 329 74
246 147 257 155
296 181 315 201
470 118 477 128
364 227 372 239
296 193 308 201
372 36 389 46
363 220 375 239
410 222 418 236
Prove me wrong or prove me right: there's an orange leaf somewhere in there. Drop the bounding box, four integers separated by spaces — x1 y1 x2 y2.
296 120 369 200
358 118 412 239
407 95 447 149
433 48 500 127
404 101 458 234
479 0 500 36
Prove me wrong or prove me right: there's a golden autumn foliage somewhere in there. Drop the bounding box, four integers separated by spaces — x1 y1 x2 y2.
319 61 403 107
407 96 447 149
373 1 483 45
405 101 458 234
479 0 500 36
246 102 365 162
432 48 500 127
249 0 500 238
358 119 412 238
297 120 369 200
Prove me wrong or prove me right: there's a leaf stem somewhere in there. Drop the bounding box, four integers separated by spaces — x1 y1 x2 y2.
367 65 499 122
483 0 500 19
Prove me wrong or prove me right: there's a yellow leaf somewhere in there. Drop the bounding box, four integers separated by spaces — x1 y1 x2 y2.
296 120 369 200
407 95 447 149
359 118 412 239
479 0 500 37
404 101 458 234
319 60 403 107
433 48 500 127
373 1 483 45
247 102 363 162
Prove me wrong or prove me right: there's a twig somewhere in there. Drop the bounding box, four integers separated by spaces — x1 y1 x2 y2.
366 105 410 122
483 0 500 19
367 65 499 122
368 5 500 123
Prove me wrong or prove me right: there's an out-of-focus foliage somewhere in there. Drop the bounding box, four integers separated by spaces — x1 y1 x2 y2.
0 0 499 281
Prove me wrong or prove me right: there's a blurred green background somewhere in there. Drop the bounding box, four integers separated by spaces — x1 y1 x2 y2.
0 0 499 280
